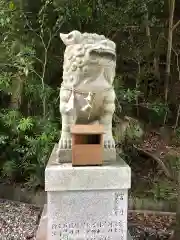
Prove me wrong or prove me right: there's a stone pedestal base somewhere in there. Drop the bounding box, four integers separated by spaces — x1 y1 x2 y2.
37 147 132 240
36 205 133 240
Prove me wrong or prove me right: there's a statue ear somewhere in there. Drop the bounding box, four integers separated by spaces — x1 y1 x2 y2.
60 30 81 45
60 33 70 46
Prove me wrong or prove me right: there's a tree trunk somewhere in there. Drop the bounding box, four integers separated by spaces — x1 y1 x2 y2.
164 0 175 124
165 0 175 103
145 12 160 80
173 166 180 239
10 75 24 110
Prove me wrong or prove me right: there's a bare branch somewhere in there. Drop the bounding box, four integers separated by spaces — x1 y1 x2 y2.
34 56 43 65
23 14 41 40
51 19 65 42
134 145 173 180
163 35 180 81
175 104 180 130
47 31 52 50
23 10 65 118
172 20 180 31
31 69 43 81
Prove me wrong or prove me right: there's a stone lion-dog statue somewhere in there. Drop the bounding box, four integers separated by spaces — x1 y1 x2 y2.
57 30 117 154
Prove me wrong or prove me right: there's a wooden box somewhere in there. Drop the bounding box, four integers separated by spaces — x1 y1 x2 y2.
71 124 104 166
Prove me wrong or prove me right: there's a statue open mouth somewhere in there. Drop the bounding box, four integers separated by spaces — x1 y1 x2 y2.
89 48 116 61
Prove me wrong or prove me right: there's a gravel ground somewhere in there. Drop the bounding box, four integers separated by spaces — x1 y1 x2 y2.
0 199 172 240
128 225 171 240
0 199 41 240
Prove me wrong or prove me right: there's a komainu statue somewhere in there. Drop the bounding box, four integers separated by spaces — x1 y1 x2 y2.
57 30 117 153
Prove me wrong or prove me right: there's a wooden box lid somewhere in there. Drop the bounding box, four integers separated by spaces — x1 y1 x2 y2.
71 124 104 135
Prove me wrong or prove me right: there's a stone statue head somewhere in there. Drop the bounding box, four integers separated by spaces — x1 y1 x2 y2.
60 30 116 87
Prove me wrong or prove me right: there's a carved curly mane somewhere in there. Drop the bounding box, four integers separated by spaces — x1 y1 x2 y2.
60 30 116 88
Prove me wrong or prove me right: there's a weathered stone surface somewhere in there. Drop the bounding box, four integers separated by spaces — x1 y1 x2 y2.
36 205 47 240
47 190 128 239
45 153 131 191
36 205 133 240
44 157 131 240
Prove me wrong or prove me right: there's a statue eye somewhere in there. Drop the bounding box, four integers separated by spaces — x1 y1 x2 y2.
68 33 73 39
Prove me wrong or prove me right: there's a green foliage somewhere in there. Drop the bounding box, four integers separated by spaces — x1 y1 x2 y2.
175 128 180 142
0 109 58 188
149 102 169 117
125 121 144 141
0 72 12 93
117 88 141 103
2 160 17 179
147 102 171 124
113 116 144 145
0 0 60 188
148 178 177 201
164 154 180 179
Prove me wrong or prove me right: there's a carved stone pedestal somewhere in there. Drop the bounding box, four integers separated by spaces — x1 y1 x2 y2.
36 148 133 240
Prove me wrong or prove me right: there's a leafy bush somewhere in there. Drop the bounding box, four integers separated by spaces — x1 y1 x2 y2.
148 178 177 201
0 109 59 188
0 0 61 188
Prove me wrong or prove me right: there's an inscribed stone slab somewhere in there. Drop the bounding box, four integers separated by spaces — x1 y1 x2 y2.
36 205 133 240
47 189 128 240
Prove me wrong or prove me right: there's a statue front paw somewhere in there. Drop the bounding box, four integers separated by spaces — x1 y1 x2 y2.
57 134 72 150
103 134 115 149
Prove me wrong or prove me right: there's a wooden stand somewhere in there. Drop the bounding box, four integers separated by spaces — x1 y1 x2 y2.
71 124 104 166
